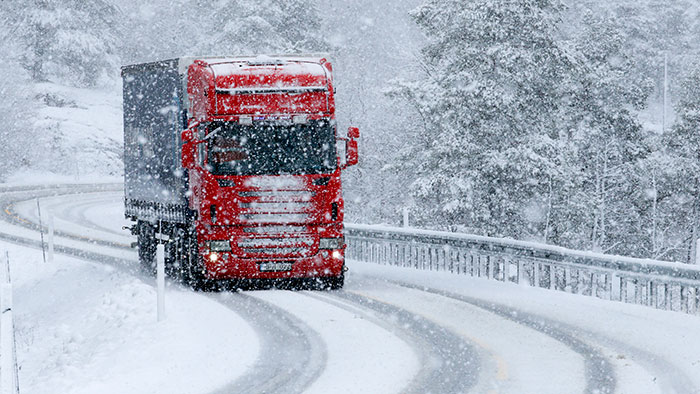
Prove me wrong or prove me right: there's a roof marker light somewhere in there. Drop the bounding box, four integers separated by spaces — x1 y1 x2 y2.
293 115 308 124
239 115 252 125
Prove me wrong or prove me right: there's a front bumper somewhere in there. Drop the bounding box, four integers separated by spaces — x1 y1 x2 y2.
201 248 345 280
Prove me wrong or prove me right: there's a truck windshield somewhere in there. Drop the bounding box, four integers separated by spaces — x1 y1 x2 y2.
206 120 336 175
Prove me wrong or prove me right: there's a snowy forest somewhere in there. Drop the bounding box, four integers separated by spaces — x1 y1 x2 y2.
1 0 700 263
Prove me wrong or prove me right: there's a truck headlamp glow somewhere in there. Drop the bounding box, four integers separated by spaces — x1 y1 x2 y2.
208 240 232 251
319 237 343 249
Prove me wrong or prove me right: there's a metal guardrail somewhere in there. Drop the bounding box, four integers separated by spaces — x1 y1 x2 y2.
345 224 700 315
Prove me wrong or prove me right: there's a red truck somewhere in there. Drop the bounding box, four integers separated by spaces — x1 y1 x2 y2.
121 55 358 289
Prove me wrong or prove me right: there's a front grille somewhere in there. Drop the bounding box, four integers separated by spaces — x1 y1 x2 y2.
240 201 310 212
237 235 315 257
239 190 315 199
243 225 306 234
238 184 315 224
238 237 314 247
241 213 310 224
241 247 306 255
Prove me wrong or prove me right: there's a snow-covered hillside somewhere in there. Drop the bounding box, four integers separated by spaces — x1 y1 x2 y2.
29 82 123 178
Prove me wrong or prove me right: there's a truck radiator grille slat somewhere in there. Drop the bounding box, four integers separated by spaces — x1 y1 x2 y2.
242 225 306 234
240 201 310 213
241 247 307 256
237 236 315 257
238 237 314 248
241 213 310 224
239 190 315 198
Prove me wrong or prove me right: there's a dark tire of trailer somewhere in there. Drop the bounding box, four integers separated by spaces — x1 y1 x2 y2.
137 220 157 275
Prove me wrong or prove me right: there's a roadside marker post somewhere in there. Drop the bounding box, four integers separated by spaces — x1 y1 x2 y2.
157 244 165 322
48 214 54 263
0 253 19 394
35 199 46 263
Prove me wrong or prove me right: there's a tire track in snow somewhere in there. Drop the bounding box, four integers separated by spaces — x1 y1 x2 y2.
386 280 617 394
210 292 327 394
306 290 481 394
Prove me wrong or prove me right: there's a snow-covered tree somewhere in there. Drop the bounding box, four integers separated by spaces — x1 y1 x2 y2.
661 62 700 262
554 10 652 253
15 0 121 86
390 0 575 237
197 0 329 54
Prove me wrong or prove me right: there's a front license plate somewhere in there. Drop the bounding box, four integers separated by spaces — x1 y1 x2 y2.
259 262 293 272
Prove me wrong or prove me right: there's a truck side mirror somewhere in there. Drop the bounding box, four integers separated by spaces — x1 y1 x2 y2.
182 142 196 169
181 129 194 143
343 126 359 168
345 139 358 167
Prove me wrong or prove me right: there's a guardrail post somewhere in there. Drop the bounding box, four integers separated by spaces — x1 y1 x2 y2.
681 286 688 313
620 277 628 303
548 265 555 290
487 256 494 280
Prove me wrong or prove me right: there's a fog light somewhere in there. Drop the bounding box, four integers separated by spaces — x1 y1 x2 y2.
332 250 342 259
209 252 220 263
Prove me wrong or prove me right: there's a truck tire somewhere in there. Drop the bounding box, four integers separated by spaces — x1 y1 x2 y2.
182 229 209 290
324 273 344 290
137 221 156 275
164 235 179 278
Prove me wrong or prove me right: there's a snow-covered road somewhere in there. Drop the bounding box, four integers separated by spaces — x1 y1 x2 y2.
2 184 699 394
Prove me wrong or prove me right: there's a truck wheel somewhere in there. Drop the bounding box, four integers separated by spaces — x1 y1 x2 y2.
164 236 179 278
137 221 156 275
182 229 209 290
324 273 344 290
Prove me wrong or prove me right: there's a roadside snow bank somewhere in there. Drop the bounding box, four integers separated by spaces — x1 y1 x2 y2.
8 243 258 394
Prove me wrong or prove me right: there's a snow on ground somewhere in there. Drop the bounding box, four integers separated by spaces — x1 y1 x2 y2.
6 241 258 394
348 260 700 393
31 82 123 178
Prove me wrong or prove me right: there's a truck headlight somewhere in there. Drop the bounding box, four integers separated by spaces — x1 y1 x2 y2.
208 240 232 251
319 237 344 249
